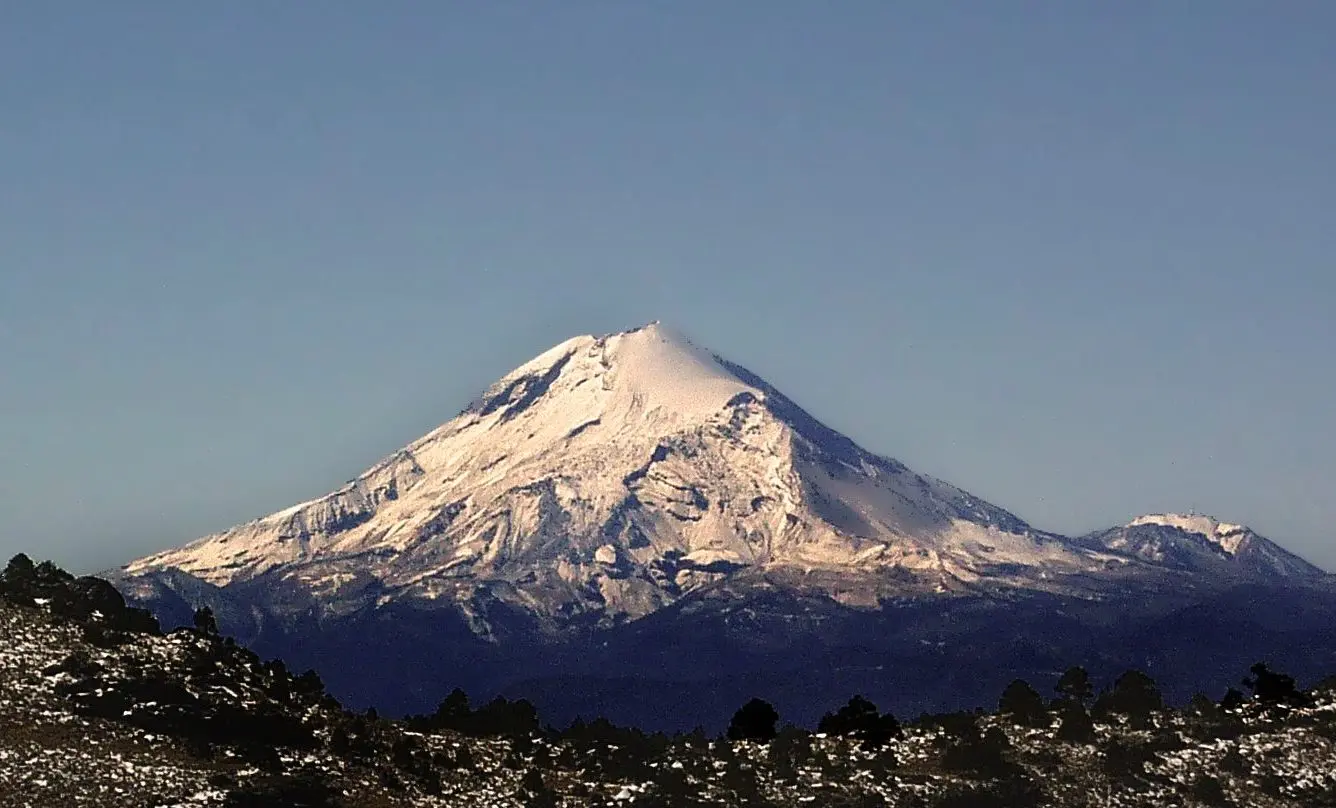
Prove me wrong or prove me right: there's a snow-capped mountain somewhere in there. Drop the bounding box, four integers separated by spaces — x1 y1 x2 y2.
121 323 1120 627
1078 513 1323 579
111 323 1333 724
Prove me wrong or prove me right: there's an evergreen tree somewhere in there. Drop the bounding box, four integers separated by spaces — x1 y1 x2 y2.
2 552 35 581
34 560 72 586
472 696 539 737
293 670 325 703
1093 670 1162 726
1243 662 1306 707
0 553 37 604
998 679 1048 727
193 606 220 637
818 695 900 749
431 688 472 731
1054 666 1093 707
726 698 780 742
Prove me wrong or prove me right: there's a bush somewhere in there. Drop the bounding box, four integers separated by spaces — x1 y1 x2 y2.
1190 774 1232 807
942 726 1015 779
519 768 557 808
1101 739 1157 781
1220 688 1247 711
223 774 342 807
770 725 813 779
1055 703 1095 744
932 777 1044 808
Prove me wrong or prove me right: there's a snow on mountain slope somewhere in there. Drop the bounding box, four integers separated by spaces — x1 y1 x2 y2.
1080 513 1325 579
123 323 1111 626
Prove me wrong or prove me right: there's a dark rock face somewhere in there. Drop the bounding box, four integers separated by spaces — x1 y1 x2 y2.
468 350 575 422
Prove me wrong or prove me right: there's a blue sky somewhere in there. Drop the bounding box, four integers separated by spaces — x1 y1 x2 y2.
2 3 1333 572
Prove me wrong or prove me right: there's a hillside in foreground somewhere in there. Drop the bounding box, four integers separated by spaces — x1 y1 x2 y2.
5 554 1336 807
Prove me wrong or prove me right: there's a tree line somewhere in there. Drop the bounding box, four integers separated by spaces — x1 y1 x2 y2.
2 552 1326 748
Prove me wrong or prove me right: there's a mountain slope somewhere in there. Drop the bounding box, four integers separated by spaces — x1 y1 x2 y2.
122 323 1112 629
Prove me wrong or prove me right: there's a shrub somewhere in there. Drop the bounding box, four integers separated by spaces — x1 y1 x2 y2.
1101 739 1157 781
1054 703 1095 744
942 726 1015 779
1190 775 1232 807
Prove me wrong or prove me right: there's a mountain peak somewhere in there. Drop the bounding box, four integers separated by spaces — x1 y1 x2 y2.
1127 513 1250 552
1082 512 1326 579
462 322 754 437
123 324 1063 610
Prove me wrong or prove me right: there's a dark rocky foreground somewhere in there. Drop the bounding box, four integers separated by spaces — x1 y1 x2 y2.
4 555 1336 807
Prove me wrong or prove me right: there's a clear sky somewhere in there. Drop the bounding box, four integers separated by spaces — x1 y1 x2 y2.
2 3 1333 573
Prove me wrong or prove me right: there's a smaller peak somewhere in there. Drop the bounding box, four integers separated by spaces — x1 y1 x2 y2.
1127 513 1252 554
1128 513 1247 536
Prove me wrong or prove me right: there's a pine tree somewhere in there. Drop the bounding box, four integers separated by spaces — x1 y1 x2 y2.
1093 670 1162 727
193 606 220 637
1243 662 1306 707
0 553 38 604
999 679 1048 727
726 698 780 742
1054 666 1093 707
431 688 472 731
818 695 900 749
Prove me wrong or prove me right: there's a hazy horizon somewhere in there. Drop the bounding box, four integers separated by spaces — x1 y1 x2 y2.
2 4 1333 573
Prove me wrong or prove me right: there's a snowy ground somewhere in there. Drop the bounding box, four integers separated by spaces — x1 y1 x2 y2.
4 594 1336 807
